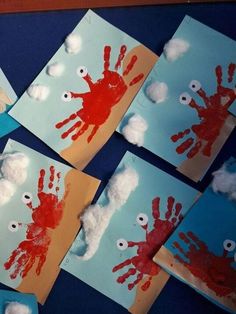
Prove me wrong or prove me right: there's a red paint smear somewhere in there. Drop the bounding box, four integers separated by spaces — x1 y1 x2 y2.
171 63 236 159
112 196 183 291
4 166 67 279
55 45 144 143
173 231 236 298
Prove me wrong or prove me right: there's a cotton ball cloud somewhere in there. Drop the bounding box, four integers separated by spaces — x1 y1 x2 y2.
164 38 190 62
0 179 15 206
65 33 82 54
146 81 168 103
27 84 50 101
5 302 31 314
1 153 29 185
47 62 65 77
122 114 148 147
212 164 236 200
78 167 139 260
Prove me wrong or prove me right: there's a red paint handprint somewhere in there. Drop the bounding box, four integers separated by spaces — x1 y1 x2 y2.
173 232 236 297
112 196 183 291
55 45 144 143
4 166 68 279
171 63 236 158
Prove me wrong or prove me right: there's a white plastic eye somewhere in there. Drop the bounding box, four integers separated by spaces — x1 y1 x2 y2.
21 192 33 204
179 92 192 105
8 220 19 232
189 80 201 92
223 239 236 252
61 91 72 102
116 238 128 251
136 213 148 226
76 66 88 78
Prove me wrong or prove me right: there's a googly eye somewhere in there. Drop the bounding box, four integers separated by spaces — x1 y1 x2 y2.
21 192 33 205
8 220 19 232
116 238 128 251
223 239 236 252
76 66 88 78
61 91 72 102
179 92 192 105
189 80 201 92
136 213 148 226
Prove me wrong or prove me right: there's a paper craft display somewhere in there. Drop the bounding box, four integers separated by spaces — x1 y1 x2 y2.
0 139 100 304
9 10 158 170
118 16 236 182
154 158 236 313
0 289 38 314
61 151 198 314
0 68 18 138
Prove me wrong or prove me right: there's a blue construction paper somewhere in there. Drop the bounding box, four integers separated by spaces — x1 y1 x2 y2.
61 151 198 312
0 69 18 138
118 16 236 182
155 158 236 313
0 289 38 314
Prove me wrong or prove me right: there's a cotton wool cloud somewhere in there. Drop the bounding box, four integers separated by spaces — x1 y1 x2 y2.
47 62 65 77
164 38 190 62
0 153 29 206
5 302 31 314
212 164 236 200
146 81 168 103
27 84 50 101
122 114 148 147
77 167 139 260
65 33 82 54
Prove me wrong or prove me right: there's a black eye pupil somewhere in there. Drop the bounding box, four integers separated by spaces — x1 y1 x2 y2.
12 224 16 228
65 94 68 98
80 69 83 73
140 217 144 221
120 243 123 246
192 85 195 88
227 243 231 248
25 195 30 199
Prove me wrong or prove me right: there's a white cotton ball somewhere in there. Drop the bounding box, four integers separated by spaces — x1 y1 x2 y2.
65 33 82 54
27 84 50 101
212 165 236 197
0 179 15 206
5 302 31 314
164 38 190 62
1 153 29 185
122 114 148 147
146 81 168 103
46 62 65 77
107 167 139 208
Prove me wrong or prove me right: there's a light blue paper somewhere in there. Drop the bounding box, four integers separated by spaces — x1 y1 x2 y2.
0 289 38 314
156 158 236 313
9 10 156 169
0 69 18 138
118 16 236 181
61 151 198 311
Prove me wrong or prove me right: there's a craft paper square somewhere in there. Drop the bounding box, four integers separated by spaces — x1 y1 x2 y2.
9 10 157 170
118 16 236 182
61 151 198 314
154 158 236 313
0 289 38 314
0 139 100 304
0 68 19 138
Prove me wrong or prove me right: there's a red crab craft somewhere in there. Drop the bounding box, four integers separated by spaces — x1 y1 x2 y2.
173 232 236 298
112 196 183 291
4 166 68 279
55 45 144 143
171 63 236 159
